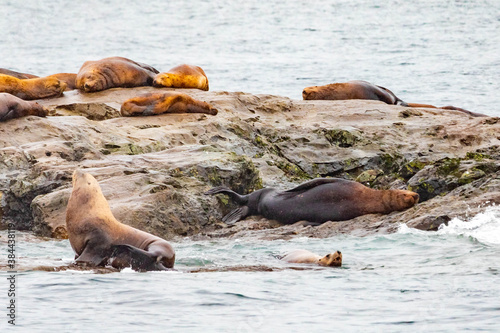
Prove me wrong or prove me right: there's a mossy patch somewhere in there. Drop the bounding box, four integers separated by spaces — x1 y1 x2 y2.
322 129 361 147
436 158 461 177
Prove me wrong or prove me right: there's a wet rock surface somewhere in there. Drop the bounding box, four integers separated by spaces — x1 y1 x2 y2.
0 87 498 240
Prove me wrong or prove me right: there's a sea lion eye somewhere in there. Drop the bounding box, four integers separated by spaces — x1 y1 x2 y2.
326 254 330 258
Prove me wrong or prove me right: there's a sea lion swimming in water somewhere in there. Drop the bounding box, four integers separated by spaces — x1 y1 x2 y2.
280 249 342 267
205 178 419 225
302 80 487 117
0 93 48 121
75 56 159 93
66 169 175 271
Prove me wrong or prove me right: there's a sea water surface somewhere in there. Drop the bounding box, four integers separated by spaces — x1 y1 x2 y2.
1 0 500 331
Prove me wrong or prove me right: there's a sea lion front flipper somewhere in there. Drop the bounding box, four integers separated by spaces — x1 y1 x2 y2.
283 178 346 194
222 206 250 225
110 244 168 272
74 240 110 267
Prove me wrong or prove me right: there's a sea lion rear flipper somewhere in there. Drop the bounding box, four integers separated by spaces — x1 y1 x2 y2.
204 186 247 204
222 206 250 225
283 178 345 194
110 244 167 272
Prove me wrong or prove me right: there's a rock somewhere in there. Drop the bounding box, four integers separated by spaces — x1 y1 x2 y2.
0 87 498 240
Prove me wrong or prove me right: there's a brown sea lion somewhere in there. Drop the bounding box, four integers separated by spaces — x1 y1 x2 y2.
281 249 342 267
66 169 175 271
47 73 77 91
75 56 159 92
121 91 218 116
0 93 48 121
206 178 419 225
0 68 38 79
0 74 66 100
303 80 487 117
153 64 209 91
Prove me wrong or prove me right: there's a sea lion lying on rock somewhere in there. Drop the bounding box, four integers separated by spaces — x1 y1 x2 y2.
280 249 342 267
121 91 218 116
0 68 38 79
153 64 209 91
76 56 159 92
0 74 66 100
302 80 487 117
206 178 419 225
0 93 48 121
46 73 77 91
66 169 175 271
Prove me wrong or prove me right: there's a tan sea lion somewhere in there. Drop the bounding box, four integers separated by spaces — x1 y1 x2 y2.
0 74 66 100
303 80 487 117
66 169 175 271
0 68 39 79
206 178 419 225
281 249 342 267
76 56 159 92
121 91 218 116
153 64 209 91
0 93 48 121
47 73 77 91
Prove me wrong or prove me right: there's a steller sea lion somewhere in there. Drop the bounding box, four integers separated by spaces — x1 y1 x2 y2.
66 169 175 271
0 93 48 121
0 74 66 100
153 64 209 91
0 68 38 79
76 56 159 93
205 178 419 225
121 91 218 116
303 80 487 117
280 249 342 267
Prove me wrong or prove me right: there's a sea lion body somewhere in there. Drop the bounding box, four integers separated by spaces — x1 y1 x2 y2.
281 249 342 267
0 93 48 121
0 74 66 100
66 170 175 271
302 80 405 105
121 91 218 116
153 64 209 91
206 178 419 225
76 56 159 93
0 68 38 79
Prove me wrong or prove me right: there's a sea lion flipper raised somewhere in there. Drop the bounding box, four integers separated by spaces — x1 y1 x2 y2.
222 206 250 225
204 186 248 204
110 244 168 271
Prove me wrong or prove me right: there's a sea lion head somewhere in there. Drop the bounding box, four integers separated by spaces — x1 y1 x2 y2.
38 76 67 98
30 103 49 117
153 73 174 88
390 190 420 211
318 251 342 267
77 70 107 93
69 169 113 218
302 86 317 100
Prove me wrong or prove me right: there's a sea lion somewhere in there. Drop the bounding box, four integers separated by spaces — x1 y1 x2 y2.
303 80 487 117
0 68 38 79
280 249 342 267
47 73 77 91
121 91 218 116
66 169 175 271
0 93 48 121
153 64 209 91
0 74 66 100
205 178 419 225
76 56 159 92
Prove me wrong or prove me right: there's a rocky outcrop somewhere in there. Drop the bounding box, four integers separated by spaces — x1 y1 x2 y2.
0 87 498 239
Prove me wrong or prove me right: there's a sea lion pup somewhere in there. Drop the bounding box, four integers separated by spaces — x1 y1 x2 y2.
121 91 218 116
75 56 159 92
0 68 38 79
205 178 419 225
66 169 175 271
153 64 209 91
0 93 48 121
281 249 342 267
303 80 487 117
46 73 77 90
0 74 66 100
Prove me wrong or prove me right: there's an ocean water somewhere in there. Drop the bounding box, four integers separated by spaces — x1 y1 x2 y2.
1 0 500 331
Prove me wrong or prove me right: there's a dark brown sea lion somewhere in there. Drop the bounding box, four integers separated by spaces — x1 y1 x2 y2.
0 93 48 121
303 80 487 117
0 68 38 79
75 56 159 92
47 73 77 91
121 91 218 116
281 249 342 267
0 74 66 100
66 169 175 271
206 178 419 225
153 64 209 91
